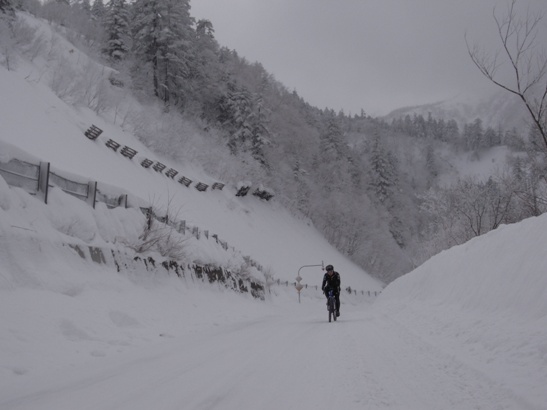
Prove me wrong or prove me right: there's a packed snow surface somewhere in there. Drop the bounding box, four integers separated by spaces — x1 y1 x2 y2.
1 198 546 409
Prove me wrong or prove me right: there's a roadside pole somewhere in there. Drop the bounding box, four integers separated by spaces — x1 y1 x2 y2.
296 262 324 303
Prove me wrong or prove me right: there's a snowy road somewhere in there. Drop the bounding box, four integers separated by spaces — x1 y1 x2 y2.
0 299 533 410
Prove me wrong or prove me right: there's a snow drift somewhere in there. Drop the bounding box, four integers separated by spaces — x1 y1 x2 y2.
375 214 547 407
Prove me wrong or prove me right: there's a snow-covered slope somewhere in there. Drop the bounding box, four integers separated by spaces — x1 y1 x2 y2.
375 214 547 407
0 61 381 292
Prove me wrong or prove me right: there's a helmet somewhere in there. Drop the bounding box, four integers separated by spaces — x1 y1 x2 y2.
325 264 334 271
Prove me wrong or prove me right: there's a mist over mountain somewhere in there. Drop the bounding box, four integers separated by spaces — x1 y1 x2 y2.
384 89 529 131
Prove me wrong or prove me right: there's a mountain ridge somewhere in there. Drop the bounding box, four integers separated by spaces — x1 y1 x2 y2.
383 89 529 131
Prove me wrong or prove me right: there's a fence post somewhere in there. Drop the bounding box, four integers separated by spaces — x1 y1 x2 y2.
38 162 50 204
87 181 97 209
118 194 128 209
146 207 153 230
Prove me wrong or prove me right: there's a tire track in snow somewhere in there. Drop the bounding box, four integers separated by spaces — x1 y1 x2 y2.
1 301 538 410
336 309 539 410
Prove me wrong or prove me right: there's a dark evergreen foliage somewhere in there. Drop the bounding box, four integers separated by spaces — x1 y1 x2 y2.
91 0 106 23
0 0 15 16
131 0 194 108
104 0 130 61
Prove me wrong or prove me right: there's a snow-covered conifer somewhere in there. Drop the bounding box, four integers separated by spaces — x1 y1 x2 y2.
104 0 130 61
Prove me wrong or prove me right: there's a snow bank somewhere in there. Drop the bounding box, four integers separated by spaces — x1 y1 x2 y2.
376 214 547 318
375 215 547 407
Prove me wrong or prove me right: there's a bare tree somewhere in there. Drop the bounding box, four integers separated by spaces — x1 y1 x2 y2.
466 0 547 150
123 195 188 260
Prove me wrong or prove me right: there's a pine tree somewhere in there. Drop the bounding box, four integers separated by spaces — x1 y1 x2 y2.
316 116 345 190
218 83 253 154
130 0 159 95
250 95 270 167
484 127 500 147
91 0 106 24
0 0 15 16
463 118 484 151
413 114 427 138
369 135 398 203
320 117 344 162
104 0 130 61
194 19 222 118
445 119 460 143
425 143 438 184
131 0 194 108
158 0 194 107
81 0 91 14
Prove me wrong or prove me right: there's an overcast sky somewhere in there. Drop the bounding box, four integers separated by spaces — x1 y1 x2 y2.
190 0 547 116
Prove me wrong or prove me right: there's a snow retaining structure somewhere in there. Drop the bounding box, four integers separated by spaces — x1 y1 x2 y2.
0 140 376 299
0 140 268 299
67 243 266 300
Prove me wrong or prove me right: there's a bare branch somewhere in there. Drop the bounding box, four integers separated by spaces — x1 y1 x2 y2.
466 0 547 150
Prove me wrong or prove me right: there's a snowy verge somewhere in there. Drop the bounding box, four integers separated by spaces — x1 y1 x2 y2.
375 214 547 408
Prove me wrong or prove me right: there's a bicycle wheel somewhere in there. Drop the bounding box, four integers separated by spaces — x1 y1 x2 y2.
328 297 335 323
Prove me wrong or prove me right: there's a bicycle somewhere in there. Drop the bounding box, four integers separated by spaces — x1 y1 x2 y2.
326 289 337 322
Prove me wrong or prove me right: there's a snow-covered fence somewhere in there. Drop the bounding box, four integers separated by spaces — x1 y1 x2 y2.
195 182 208 192
143 207 231 250
165 168 178 179
140 158 153 168
82 125 274 200
83 126 223 194
84 124 102 140
0 154 238 256
152 162 166 173
1 144 270 296
178 176 192 187
105 139 121 152
0 158 50 203
120 146 137 159
49 170 97 208
235 182 273 201
274 279 380 298
47 169 129 210
138 205 252 261
235 181 251 197
253 185 274 201
95 189 128 208
1 138 269 275
0 155 130 209
68 245 266 299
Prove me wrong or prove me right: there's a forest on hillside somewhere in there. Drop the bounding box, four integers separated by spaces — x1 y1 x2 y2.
1 0 546 282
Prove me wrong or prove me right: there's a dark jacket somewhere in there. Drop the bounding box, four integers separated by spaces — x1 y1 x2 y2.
322 271 341 295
